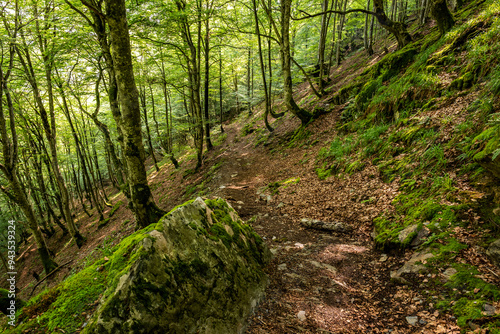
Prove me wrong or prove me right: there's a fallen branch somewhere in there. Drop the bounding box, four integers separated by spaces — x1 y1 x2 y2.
29 259 74 296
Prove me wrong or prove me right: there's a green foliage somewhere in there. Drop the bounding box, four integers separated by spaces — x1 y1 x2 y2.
436 263 500 328
287 126 312 148
241 123 256 136
213 132 227 146
264 177 300 194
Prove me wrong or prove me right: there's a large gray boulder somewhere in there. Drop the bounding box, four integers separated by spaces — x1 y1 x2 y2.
85 197 270 334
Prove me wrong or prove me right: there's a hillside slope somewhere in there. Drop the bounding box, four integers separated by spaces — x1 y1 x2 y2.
2 0 500 333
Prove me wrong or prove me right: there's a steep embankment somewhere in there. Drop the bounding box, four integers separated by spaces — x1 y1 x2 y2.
2 0 500 333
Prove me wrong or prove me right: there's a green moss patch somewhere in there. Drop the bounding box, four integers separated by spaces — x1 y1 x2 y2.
2 224 159 334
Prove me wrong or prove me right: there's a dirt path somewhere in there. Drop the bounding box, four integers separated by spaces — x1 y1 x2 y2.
200 115 461 334
8 109 462 333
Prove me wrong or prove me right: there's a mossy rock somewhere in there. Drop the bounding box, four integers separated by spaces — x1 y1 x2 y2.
83 197 270 334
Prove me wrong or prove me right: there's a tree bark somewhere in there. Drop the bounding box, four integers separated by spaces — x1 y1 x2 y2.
105 0 166 228
204 18 214 150
252 0 273 132
430 0 454 36
280 0 313 125
372 0 412 49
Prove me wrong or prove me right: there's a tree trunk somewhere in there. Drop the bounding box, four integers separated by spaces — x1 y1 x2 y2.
336 0 347 66
372 0 412 49
204 18 214 150
318 0 331 92
280 0 313 125
139 86 160 172
219 46 225 133
430 0 454 36
105 0 166 228
252 0 273 131
0 51 58 274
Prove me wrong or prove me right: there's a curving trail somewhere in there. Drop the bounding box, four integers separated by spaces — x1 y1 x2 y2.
196 113 460 334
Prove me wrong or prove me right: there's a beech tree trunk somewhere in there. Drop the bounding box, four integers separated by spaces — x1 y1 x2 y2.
280 0 313 125
105 0 166 228
372 0 412 49
430 0 454 36
252 0 273 131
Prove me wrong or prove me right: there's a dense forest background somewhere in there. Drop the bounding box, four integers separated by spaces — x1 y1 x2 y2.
0 0 442 272
1 0 500 332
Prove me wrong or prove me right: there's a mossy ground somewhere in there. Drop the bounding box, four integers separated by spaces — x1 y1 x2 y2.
299 0 500 330
1 223 161 334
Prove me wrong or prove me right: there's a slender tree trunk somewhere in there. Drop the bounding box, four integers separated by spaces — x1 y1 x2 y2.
139 86 160 172
336 0 347 66
280 0 313 125
219 46 224 133
106 0 166 228
318 0 331 92
252 0 273 131
204 18 213 150
247 48 252 115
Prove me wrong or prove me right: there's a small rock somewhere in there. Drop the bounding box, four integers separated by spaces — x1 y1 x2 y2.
295 243 305 249
277 202 284 208
418 319 427 325
487 239 500 268
278 263 287 270
442 267 457 281
391 251 434 283
469 321 480 330
483 303 496 316
406 316 418 326
398 224 430 247
411 227 431 247
297 310 306 321
379 254 388 262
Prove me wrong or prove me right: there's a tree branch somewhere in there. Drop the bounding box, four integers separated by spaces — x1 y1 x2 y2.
292 8 374 21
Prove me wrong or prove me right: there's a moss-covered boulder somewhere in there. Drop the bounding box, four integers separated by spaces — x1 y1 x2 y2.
84 197 270 334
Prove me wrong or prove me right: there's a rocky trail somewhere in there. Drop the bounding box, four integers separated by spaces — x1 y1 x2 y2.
192 114 463 333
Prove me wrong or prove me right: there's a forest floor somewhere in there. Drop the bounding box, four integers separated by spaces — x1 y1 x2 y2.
8 8 500 331
13 107 465 333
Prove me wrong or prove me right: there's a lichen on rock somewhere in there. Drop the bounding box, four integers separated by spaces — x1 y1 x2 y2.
84 197 270 334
